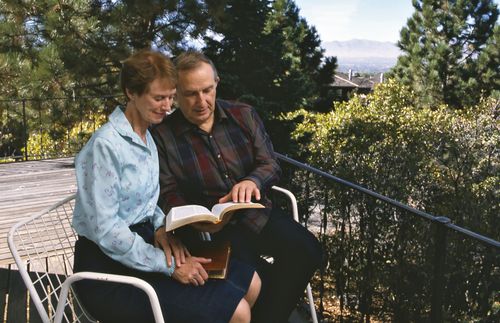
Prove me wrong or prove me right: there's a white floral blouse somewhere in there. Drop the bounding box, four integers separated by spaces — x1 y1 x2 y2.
73 106 174 275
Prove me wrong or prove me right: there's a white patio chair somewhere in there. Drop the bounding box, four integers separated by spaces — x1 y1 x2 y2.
8 187 317 323
7 194 164 323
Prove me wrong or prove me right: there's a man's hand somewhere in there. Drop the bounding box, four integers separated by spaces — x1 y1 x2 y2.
172 256 211 286
219 179 261 203
154 227 190 267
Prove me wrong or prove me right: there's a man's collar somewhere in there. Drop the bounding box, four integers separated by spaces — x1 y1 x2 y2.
170 110 197 136
216 100 229 121
172 100 228 136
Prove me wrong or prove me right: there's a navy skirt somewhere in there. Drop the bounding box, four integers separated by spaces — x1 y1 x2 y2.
73 222 255 323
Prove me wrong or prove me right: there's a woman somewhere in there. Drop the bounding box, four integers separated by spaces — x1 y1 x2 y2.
72 49 260 323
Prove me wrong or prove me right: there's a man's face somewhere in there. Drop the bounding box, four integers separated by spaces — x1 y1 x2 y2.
176 62 218 130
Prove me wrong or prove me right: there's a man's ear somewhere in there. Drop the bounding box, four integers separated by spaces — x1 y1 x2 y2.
215 76 220 85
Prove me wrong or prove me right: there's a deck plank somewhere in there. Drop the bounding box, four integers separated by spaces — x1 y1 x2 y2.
0 267 8 322
6 266 27 323
27 267 46 323
0 158 76 267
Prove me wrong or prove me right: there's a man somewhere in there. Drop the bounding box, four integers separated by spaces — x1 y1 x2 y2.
152 51 322 323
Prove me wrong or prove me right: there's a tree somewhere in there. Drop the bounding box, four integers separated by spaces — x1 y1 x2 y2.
203 0 336 152
0 0 224 99
0 0 224 158
392 0 499 108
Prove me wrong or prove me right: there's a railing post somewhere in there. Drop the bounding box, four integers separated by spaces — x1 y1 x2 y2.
39 107 42 159
431 216 450 323
22 99 28 161
66 101 70 155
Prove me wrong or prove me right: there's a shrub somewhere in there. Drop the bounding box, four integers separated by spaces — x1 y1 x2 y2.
284 80 499 321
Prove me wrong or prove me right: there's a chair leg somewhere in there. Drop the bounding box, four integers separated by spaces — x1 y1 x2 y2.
306 283 318 323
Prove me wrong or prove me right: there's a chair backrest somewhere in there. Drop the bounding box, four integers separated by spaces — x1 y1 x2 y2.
7 194 95 323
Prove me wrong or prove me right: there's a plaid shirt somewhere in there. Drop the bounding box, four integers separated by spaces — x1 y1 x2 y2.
151 99 281 233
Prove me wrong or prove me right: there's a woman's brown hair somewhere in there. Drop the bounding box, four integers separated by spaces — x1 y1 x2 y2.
120 49 176 100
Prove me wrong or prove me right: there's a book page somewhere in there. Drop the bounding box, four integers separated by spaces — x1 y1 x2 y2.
211 202 265 218
170 205 212 221
165 205 217 231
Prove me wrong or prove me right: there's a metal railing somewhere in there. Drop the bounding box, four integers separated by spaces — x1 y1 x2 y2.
275 153 499 322
0 96 121 162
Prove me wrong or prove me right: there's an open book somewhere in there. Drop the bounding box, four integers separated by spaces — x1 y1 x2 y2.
165 202 265 231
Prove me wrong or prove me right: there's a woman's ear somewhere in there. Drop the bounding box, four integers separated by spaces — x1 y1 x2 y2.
125 88 135 101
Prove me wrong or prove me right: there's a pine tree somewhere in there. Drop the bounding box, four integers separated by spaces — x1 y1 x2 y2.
392 0 499 108
202 0 336 152
0 0 223 99
0 0 223 157
202 0 272 109
203 0 336 116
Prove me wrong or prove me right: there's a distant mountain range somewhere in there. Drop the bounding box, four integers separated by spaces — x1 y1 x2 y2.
323 39 402 73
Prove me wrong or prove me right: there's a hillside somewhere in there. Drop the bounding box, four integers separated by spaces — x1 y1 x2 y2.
323 39 401 73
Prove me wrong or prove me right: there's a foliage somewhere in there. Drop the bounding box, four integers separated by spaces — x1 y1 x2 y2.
0 0 224 94
0 108 24 159
26 112 106 159
391 0 500 109
283 80 499 321
1 96 113 160
0 0 227 156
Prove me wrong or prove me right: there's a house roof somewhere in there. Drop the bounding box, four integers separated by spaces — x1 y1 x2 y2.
332 72 384 89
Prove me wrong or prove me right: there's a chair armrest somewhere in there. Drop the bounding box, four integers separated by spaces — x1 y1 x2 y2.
270 185 319 323
55 271 165 323
271 185 299 222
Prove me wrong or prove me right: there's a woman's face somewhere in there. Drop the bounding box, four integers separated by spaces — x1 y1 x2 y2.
130 78 176 125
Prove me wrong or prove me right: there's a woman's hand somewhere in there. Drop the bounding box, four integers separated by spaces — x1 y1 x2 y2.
154 227 190 267
172 256 211 286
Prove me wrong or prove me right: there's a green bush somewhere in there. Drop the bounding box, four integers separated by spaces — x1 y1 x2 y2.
25 114 106 159
284 79 499 321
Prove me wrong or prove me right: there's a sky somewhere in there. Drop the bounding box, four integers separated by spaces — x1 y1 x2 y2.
293 0 414 43
294 0 500 43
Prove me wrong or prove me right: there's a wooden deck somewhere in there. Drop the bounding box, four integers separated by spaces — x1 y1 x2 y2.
0 158 76 322
0 158 76 267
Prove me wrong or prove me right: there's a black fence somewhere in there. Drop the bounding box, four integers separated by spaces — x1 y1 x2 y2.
1 97 499 321
276 154 499 322
0 96 121 162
